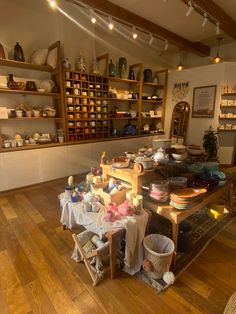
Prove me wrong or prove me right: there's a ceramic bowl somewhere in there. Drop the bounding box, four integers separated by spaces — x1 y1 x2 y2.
188 146 204 155
171 153 188 161
152 139 171 150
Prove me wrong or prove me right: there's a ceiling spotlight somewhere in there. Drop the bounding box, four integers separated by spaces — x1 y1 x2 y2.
202 13 208 27
108 16 114 30
216 22 220 35
186 1 194 17
164 40 168 51
213 37 223 64
132 26 138 39
149 34 154 45
90 9 96 24
48 0 57 9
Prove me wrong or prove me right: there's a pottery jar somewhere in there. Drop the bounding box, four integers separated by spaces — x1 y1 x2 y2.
63 58 71 70
15 110 23 118
109 59 116 77
14 42 25 62
143 69 153 82
118 57 127 79
74 73 79 80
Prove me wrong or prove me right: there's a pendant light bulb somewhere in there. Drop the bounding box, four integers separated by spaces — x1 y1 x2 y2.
149 34 154 45
90 9 96 24
132 26 138 39
202 13 208 27
186 1 194 17
177 54 184 71
108 16 114 30
48 0 57 9
213 37 223 64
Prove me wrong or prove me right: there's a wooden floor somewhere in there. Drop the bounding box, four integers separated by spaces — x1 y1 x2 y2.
0 177 235 314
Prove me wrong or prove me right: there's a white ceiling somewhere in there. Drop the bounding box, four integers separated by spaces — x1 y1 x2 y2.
109 0 236 46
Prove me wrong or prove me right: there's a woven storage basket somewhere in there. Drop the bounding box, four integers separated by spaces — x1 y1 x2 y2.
143 234 174 279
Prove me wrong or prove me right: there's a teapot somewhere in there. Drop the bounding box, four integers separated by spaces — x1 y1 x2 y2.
153 147 168 164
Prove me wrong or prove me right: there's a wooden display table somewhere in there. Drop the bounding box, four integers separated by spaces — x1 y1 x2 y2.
100 163 161 194
144 180 234 256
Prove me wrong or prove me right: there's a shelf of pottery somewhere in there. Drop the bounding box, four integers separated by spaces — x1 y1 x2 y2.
62 57 168 142
0 41 65 150
64 70 110 142
141 69 168 135
108 63 142 137
218 85 236 132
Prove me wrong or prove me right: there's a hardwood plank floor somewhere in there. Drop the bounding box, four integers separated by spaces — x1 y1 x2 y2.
0 177 235 314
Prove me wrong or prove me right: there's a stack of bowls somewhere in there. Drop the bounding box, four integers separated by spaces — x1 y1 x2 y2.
196 173 219 189
149 180 170 202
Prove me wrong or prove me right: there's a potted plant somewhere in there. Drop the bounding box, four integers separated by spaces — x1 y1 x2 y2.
203 126 219 161
57 128 64 143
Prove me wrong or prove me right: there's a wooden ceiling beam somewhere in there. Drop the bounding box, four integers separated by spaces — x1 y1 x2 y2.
182 0 236 41
66 0 210 57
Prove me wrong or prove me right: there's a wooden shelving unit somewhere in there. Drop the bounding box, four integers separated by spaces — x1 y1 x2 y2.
61 63 168 143
0 41 65 152
218 93 236 132
64 70 109 142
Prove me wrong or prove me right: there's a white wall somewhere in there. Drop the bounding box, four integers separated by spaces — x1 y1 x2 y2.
0 136 156 192
166 62 236 164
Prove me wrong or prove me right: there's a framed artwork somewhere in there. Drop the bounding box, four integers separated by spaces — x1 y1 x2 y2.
192 85 217 118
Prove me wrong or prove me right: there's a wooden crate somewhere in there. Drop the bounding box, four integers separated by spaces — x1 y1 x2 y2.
91 185 129 206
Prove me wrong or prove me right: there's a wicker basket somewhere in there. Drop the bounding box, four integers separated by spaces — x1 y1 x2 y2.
143 234 174 279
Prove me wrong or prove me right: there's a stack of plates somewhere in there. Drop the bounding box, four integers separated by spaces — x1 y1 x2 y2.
170 187 207 210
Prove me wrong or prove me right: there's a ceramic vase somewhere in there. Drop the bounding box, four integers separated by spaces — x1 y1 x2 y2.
75 54 86 73
14 42 25 62
109 59 116 77
129 69 135 80
118 57 127 79
0 42 5 59
91 58 100 75
143 69 152 82
62 58 71 70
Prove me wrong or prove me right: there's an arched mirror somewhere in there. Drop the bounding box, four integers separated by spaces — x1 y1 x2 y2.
169 101 190 145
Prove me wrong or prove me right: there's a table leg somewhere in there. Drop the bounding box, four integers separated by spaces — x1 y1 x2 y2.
106 229 125 279
171 223 179 265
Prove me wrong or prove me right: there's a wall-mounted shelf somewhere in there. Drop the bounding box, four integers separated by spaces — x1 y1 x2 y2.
0 41 65 152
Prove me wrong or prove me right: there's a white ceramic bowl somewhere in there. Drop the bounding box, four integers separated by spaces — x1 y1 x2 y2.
188 148 204 155
171 153 188 161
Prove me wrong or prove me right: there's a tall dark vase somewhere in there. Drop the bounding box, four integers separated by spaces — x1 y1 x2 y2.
0 42 5 59
14 42 25 62
109 59 116 77
118 57 127 79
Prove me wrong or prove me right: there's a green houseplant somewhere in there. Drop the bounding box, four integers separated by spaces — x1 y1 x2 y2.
203 126 219 161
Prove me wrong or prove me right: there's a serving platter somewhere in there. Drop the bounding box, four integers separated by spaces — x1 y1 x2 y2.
171 187 207 199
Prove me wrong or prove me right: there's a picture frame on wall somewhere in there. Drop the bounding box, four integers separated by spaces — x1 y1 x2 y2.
192 85 217 118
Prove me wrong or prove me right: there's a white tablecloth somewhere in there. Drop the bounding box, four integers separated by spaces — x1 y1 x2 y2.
59 193 148 275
